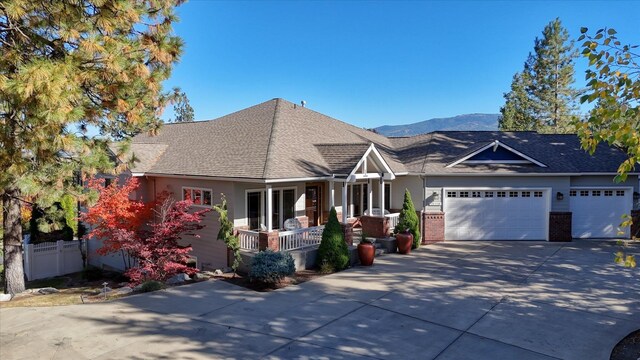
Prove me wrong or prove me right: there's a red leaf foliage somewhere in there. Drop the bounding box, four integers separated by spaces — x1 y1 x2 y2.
81 178 211 285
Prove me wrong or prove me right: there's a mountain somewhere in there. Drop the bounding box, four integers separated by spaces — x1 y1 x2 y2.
374 113 500 137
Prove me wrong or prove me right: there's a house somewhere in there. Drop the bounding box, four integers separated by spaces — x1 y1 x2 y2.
89 98 639 271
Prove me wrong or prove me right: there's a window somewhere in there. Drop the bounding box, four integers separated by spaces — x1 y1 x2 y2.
384 183 391 211
522 191 531 197
447 191 457 198
616 190 625 197
472 191 482 198
509 191 518 197
246 188 296 230
604 190 613 196
182 187 212 207
484 191 494 198
592 190 601 196
497 191 506 198
459 191 469 198
534 191 543 198
348 183 369 217
580 190 589 196
570 190 576 197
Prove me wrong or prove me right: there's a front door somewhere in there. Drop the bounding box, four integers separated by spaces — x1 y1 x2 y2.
305 186 320 226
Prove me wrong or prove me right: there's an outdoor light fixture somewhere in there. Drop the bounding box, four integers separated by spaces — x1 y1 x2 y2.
556 192 564 201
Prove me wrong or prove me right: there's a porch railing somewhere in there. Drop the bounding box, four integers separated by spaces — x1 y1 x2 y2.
237 226 325 252
385 213 401 231
279 225 325 252
238 229 259 251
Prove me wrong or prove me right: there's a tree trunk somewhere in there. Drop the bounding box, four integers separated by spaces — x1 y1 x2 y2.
2 187 26 295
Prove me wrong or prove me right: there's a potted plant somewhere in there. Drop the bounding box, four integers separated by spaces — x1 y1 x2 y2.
395 224 413 254
357 233 376 266
393 189 421 253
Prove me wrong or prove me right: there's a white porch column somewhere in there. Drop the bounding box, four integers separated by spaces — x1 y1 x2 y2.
329 180 335 209
367 179 373 215
380 178 385 212
266 185 273 231
341 182 348 223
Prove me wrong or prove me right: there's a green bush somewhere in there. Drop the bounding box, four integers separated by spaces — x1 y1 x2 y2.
138 280 165 293
317 207 350 271
394 189 421 249
249 250 295 284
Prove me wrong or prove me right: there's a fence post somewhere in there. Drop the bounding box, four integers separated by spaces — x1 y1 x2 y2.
24 243 32 281
57 240 64 276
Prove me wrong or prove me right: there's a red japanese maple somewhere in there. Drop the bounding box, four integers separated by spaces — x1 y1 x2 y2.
81 178 210 284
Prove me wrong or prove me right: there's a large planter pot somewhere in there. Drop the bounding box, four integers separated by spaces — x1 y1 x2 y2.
357 242 375 266
396 231 413 254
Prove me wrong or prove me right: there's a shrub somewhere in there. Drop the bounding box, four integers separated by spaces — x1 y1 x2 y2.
250 250 295 284
394 189 421 249
138 280 165 293
317 207 350 271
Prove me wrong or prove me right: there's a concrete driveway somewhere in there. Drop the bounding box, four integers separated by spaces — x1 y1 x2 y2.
1 240 639 360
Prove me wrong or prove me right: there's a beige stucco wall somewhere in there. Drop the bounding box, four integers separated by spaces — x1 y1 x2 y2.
144 176 234 270
391 175 424 211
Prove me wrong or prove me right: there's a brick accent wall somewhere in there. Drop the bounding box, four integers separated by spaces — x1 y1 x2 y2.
341 222 354 246
360 215 390 238
296 216 309 228
422 212 445 244
549 212 572 242
259 230 280 251
631 210 640 238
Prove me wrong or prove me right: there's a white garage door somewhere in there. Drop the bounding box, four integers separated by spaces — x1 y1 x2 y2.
570 188 632 238
443 189 550 241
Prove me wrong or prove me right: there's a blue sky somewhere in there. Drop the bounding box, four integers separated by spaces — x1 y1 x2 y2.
162 0 639 128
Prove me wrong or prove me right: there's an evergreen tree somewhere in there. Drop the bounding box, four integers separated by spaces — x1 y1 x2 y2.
0 0 184 294
170 87 195 123
499 71 535 131
317 207 349 271
499 18 579 133
529 18 579 133
395 189 421 249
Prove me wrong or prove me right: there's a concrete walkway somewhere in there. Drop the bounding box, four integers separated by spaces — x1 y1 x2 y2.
1 240 639 359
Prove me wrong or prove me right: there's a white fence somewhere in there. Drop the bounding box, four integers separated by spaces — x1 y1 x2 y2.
238 230 260 251
24 240 85 281
237 226 325 252
279 226 324 251
86 238 130 271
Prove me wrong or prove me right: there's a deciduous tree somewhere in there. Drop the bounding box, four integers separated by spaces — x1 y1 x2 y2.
577 27 639 267
0 0 185 294
82 177 210 284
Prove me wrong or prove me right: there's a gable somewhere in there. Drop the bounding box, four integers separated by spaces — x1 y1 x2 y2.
446 140 547 168
467 145 529 162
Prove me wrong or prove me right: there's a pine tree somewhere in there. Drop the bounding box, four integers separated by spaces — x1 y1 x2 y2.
170 87 195 123
499 18 579 133
0 0 184 294
529 18 579 133
499 71 535 131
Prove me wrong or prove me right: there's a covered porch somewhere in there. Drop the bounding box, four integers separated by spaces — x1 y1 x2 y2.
236 143 399 253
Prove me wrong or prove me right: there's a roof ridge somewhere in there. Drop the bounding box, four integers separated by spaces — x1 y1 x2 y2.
420 133 434 174
261 98 281 178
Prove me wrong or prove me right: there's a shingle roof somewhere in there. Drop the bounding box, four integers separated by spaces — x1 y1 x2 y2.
316 143 371 175
128 100 631 179
390 131 630 174
130 98 405 179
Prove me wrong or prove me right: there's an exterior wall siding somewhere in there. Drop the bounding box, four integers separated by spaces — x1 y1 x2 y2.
569 175 639 192
150 176 234 270
391 175 424 210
